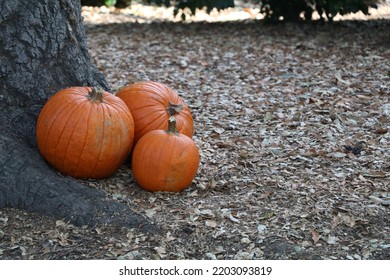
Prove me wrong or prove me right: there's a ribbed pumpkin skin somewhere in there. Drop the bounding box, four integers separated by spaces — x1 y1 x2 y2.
116 81 194 145
36 87 134 179
131 126 200 192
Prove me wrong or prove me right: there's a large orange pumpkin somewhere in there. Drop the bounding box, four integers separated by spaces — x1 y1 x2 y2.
116 81 194 145
131 116 200 192
36 87 134 179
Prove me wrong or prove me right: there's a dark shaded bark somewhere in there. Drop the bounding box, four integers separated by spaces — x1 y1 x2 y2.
0 0 155 232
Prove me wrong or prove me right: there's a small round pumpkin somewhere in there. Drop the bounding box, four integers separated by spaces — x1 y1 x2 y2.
36 87 134 179
116 81 194 145
131 116 200 192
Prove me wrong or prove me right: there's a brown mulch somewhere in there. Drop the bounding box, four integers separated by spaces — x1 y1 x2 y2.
1 4 389 260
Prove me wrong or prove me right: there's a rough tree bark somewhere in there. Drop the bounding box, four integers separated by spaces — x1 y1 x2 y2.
0 0 155 231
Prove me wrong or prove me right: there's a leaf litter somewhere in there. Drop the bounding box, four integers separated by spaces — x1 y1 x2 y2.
0 3 389 260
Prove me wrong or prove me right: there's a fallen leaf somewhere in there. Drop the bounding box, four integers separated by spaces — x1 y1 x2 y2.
213 127 225 134
334 73 351 85
259 211 275 220
144 207 159 218
257 224 267 235
362 171 387 178
166 231 176 241
328 152 347 158
310 228 320 244
340 214 356 228
205 252 217 260
327 236 339 245
331 215 341 229
374 127 388 134
154 246 167 259
221 210 240 223
205 220 217 228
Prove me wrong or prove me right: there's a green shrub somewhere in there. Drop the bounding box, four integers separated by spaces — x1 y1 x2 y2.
148 0 235 19
81 0 381 21
315 0 374 20
260 0 313 21
147 0 380 21
81 0 131 8
260 0 379 21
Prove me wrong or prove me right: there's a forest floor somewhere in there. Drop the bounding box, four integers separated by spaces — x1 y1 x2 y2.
1 3 389 260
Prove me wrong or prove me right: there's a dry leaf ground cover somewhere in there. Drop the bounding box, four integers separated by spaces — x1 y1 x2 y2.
0 4 389 260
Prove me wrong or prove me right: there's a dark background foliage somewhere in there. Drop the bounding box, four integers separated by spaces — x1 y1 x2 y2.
80 0 381 21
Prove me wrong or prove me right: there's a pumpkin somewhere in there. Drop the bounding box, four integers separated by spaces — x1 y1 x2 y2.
116 81 194 145
36 87 134 179
131 116 200 192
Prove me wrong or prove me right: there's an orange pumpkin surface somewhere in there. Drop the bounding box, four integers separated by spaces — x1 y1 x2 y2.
116 81 194 145
36 87 134 179
131 116 199 192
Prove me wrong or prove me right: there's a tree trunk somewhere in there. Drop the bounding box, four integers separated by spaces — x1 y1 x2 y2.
0 0 155 232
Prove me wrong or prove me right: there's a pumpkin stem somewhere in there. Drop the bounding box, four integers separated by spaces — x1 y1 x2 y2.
166 116 179 135
166 102 183 116
87 87 104 103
